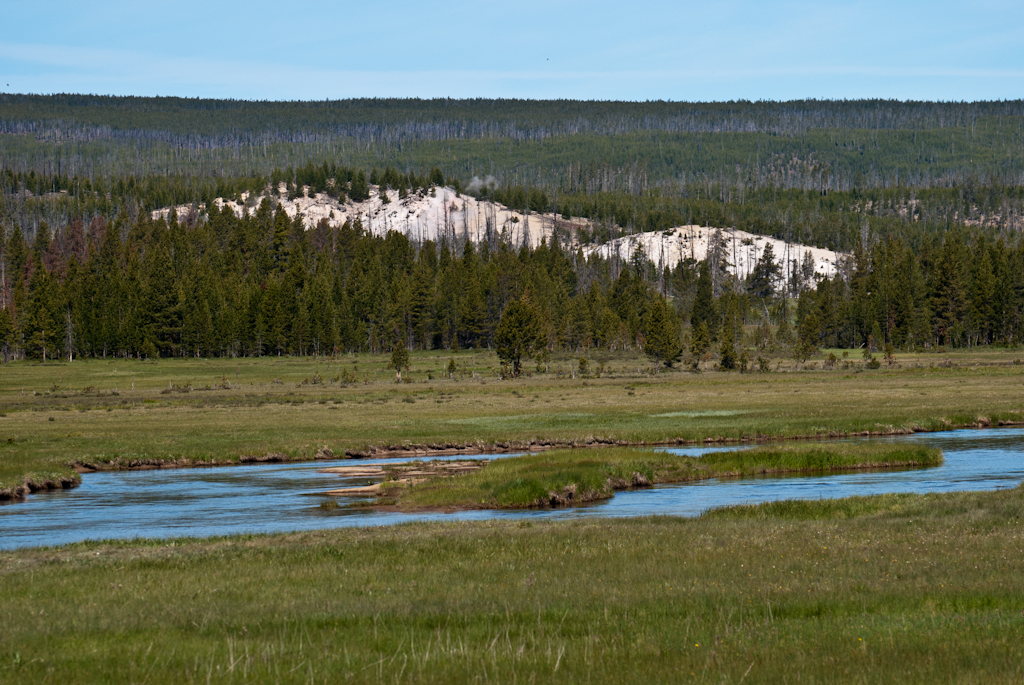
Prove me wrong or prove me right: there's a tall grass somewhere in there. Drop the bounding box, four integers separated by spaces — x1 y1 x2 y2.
384 444 943 509
3 484 1024 682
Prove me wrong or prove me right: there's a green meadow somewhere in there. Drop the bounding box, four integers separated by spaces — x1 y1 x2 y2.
3 485 1024 683
2 346 1023 497
2 349 1024 681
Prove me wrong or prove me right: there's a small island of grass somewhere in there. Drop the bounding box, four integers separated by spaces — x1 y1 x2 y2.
366 443 943 511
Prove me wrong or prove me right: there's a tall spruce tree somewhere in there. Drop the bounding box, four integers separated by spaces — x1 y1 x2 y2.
644 297 682 368
691 260 717 339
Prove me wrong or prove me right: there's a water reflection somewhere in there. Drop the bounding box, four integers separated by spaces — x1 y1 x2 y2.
2 429 1023 549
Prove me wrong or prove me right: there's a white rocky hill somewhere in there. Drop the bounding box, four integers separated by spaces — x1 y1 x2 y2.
589 225 842 282
153 185 844 282
155 184 577 250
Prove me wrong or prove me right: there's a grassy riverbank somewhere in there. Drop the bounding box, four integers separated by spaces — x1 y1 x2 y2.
3 484 1024 683
377 444 944 509
0 348 1019 497
2 346 1022 498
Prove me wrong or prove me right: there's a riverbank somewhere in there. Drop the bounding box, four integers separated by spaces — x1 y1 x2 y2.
359 444 944 510
2 348 1022 500
3 482 1024 683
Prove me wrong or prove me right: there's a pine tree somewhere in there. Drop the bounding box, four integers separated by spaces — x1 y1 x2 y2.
747 242 780 299
0 307 12 362
494 298 544 377
349 171 370 202
969 242 995 345
389 344 409 382
458 241 486 348
931 232 969 347
691 260 717 339
644 297 682 369
23 266 62 360
691 321 711 369
795 313 820 362
719 321 737 370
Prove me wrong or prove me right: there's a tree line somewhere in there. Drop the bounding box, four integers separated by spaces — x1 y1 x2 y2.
2 188 1023 365
7 162 1024 256
5 95 1024 193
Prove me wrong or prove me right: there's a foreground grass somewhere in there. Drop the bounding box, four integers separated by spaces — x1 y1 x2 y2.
4 485 1024 683
2 346 1023 497
382 444 944 509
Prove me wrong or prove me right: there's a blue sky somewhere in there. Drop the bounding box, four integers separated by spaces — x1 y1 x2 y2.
2 0 1022 101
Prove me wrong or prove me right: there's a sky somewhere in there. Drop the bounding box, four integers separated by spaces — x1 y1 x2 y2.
1 0 1022 102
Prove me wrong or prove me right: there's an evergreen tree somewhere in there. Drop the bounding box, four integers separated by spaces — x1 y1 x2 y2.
719 321 737 370
0 307 12 362
494 298 544 377
349 171 370 202
931 232 969 346
795 313 820 362
691 260 717 339
389 344 409 382
747 243 780 299
969 242 995 345
644 297 682 368
691 321 711 369
23 265 62 360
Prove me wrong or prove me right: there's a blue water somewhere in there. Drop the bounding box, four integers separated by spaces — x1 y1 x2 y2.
2 429 1023 549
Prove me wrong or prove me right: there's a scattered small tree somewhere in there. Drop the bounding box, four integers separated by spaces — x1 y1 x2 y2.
644 298 683 369
747 242 780 299
429 167 445 187
389 345 410 382
870 322 884 352
349 171 370 202
691 322 711 370
494 299 545 377
884 342 896 367
719 323 737 370
795 313 820 363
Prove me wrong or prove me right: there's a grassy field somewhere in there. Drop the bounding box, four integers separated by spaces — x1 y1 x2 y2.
2 346 1023 497
379 444 944 509
3 484 1024 683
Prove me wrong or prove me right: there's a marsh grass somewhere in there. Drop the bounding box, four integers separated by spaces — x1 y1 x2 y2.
0 346 1020 496
4 483 1024 683
382 444 944 509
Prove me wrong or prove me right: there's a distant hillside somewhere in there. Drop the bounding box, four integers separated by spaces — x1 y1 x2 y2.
154 184 842 287
4 95 1024 189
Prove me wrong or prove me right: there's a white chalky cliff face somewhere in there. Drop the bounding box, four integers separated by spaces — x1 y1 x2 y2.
153 184 844 282
587 225 842 281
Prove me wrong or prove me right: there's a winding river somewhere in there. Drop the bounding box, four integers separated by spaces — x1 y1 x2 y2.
3 428 1024 550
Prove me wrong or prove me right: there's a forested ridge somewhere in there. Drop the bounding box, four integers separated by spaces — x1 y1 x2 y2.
2 95 1024 364
4 96 1024 188
5 163 1024 255
8 95 1022 137
2 186 1022 364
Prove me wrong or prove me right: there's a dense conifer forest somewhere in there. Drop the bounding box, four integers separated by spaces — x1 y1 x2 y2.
2 95 1024 363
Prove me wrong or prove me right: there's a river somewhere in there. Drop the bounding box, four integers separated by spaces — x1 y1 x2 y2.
2 428 1023 550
